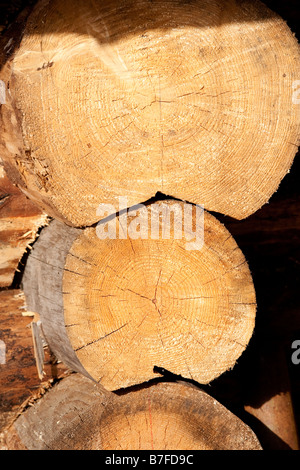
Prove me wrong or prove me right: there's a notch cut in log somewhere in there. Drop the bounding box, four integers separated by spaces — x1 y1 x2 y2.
1 0 300 225
22 200 256 391
4 375 262 450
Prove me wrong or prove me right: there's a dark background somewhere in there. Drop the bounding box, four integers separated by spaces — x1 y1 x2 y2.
0 0 299 450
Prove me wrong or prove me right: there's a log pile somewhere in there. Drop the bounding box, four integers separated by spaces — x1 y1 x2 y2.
0 0 299 451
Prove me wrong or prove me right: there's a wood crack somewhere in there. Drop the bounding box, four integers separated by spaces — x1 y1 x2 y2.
75 322 129 352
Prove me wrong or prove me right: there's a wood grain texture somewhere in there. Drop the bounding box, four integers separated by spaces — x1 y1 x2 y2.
0 290 35 423
1 0 299 225
22 201 256 391
96 381 262 450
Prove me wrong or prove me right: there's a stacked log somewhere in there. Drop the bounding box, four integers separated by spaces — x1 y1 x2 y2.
1 0 299 225
21 202 256 390
4 374 262 450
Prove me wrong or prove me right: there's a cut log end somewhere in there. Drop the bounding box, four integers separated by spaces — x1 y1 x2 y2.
1 0 299 225
100 382 262 450
22 201 256 391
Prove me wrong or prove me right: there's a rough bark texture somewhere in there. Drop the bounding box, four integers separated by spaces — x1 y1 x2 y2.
4 373 110 450
0 164 48 287
20 219 93 380
1 0 300 225
22 201 256 391
0 1 41 201
4 377 261 450
0 289 68 441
